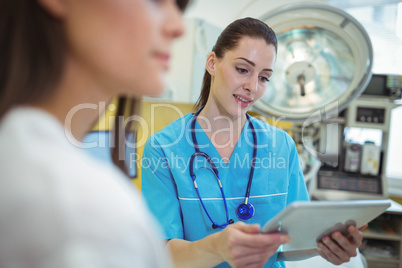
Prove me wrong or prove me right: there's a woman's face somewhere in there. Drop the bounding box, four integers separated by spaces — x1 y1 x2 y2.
63 0 185 97
207 36 276 118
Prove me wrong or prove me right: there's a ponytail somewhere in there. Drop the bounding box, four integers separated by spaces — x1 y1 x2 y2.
194 70 211 111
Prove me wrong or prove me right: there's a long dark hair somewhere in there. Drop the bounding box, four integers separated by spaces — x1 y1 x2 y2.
0 0 66 118
0 0 190 176
194 17 278 111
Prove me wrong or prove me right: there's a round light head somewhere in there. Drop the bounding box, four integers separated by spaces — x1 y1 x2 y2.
253 3 373 121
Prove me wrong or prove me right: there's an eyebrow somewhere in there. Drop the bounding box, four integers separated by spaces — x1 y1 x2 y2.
235 57 273 72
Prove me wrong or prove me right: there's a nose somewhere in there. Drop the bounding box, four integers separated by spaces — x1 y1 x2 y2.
164 3 185 39
244 74 259 93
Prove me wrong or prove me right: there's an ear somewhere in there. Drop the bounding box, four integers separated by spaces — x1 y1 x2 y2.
37 0 66 18
205 52 217 76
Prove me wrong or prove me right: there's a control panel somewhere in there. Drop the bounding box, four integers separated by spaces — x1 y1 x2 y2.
356 107 385 124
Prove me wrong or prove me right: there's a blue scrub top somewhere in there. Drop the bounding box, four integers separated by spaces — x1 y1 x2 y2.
142 113 309 268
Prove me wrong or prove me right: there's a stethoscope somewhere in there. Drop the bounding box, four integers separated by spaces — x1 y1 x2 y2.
189 108 257 229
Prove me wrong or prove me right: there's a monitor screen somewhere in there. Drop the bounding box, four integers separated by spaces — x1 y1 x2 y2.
363 75 388 96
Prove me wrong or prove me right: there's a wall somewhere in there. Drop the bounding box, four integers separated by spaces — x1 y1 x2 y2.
134 102 195 189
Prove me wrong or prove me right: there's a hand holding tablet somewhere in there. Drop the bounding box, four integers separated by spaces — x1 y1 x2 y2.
261 199 391 252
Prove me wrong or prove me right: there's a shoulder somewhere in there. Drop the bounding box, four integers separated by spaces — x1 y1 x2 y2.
0 107 145 216
248 115 295 147
145 112 193 148
0 108 170 267
155 112 192 136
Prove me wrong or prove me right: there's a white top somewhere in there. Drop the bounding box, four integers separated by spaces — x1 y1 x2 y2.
0 107 171 268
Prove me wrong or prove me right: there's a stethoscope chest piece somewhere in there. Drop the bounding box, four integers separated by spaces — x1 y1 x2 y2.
236 202 255 221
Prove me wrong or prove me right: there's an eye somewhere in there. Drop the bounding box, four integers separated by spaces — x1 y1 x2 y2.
259 76 270 83
236 67 248 74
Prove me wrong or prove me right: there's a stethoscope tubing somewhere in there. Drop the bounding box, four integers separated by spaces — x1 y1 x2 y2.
189 107 257 228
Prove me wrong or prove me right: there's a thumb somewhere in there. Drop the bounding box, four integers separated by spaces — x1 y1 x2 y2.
232 222 260 234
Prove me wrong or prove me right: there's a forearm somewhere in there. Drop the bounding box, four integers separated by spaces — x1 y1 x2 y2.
277 249 319 261
166 234 223 268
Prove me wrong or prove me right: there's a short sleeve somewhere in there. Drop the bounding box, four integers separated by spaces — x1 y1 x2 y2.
141 137 184 240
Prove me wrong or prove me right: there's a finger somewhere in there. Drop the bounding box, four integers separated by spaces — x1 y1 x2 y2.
324 235 351 262
228 222 291 248
347 225 364 247
231 248 278 268
231 254 266 268
228 245 279 268
235 231 290 248
316 243 330 262
317 241 344 265
232 222 261 234
230 244 273 258
331 231 358 257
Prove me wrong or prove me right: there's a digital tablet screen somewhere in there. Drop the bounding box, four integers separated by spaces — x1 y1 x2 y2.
261 200 391 251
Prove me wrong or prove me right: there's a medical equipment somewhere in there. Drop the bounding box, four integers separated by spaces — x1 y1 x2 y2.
250 2 373 122
344 143 362 173
360 141 381 176
312 95 401 200
189 108 257 228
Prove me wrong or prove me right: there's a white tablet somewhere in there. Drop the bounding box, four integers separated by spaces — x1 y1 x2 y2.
261 199 391 252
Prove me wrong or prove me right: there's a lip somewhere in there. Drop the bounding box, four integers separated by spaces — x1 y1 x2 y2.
233 94 253 108
234 94 253 102
154 52 170 70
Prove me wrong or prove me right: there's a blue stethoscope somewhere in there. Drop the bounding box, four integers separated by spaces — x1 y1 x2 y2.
189 108 257 229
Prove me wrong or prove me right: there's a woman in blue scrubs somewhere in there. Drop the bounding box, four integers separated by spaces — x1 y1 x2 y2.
142 17 364 268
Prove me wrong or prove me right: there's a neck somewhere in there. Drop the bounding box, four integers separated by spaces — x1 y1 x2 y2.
197 102 248 149
32 56 114 141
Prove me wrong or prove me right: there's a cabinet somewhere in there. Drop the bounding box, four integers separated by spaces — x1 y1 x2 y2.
360 200 402 268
